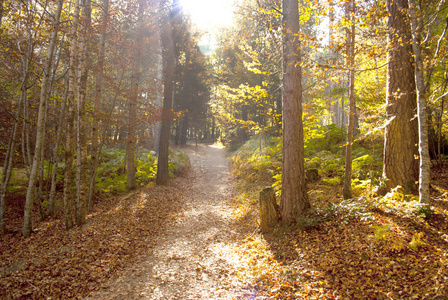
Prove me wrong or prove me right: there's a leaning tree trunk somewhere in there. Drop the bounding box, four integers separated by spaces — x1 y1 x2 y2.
343 0 356 200
156 0 177 186
383 0 419 193
280 0 310 224
408 0 430 207
22 0 63 237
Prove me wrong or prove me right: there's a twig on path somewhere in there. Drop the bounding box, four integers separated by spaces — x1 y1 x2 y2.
246 223 261 240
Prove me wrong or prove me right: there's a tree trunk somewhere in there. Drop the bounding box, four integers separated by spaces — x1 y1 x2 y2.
48 76 68 216
75 0 91 226
383 0 419 193
153 35 164 154
0 97 24 234
127 0 145 190
89 0 109 211
259 187 278 233
3 22 34 234
180 48 191 147
343 0 355 200
156 0 177 186
280 0 310 224
408 0 430 206
22 0 64 237
0 0 3 27
63 0 81 231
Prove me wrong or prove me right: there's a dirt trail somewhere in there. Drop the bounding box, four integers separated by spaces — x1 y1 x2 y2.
87 144 248 299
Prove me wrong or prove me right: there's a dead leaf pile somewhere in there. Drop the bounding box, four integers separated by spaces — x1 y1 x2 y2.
227 182 448 299
0 179 189 299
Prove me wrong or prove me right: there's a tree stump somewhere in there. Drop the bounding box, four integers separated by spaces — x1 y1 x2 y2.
259 187 279 233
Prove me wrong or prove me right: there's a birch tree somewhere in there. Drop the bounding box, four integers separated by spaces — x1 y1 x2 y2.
408 0 430 206
63 0 81 230
23 0 64 237
343 0 356 199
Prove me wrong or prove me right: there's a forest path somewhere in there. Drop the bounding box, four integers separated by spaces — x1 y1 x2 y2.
87 143 248 299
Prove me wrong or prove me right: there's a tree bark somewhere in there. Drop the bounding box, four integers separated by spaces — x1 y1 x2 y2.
343 0 356 200
0 96 24 234
48 76 68 216
408 0 430 206
75 0 91 226
89 0 109 211
127 0 145 190
63 0 81 231
156 0 178 186
153 34 164 154
383 0 419 193
280 0 310 224
259 187 278 233
22 0 64 237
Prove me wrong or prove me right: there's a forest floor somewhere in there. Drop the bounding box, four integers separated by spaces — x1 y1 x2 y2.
1 144 448 299
86 143 253 299
0 143 257 299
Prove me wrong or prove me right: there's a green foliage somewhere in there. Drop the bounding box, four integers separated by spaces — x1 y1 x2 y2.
372 224 391 242
376 186 433 218
322 177 341 186
96 148 190 196
169 149 191 176
409 232 427 250
230 136 281 190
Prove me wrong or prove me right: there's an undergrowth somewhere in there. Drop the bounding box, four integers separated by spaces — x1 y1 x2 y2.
96 148 190 196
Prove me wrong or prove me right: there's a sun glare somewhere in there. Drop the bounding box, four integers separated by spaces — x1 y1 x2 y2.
180 0 235 29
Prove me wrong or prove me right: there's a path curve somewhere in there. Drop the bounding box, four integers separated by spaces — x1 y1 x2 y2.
87 143 246 299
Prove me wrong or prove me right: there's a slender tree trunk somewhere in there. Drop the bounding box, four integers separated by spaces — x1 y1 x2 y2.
48 76 68 216
127 0 145 190
156 0 177 186
0 0 3 27
0 27 33 233
343 0 356 199
154 31 164 154
63 0 81 231
383 0 419 193
408 0 430 206
438 95 445 163
0 98 24 234
22 0 63 237
437 73 446 164
89 0 109 211
280 0 310 224
180 47 191 147
75 0 91 226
